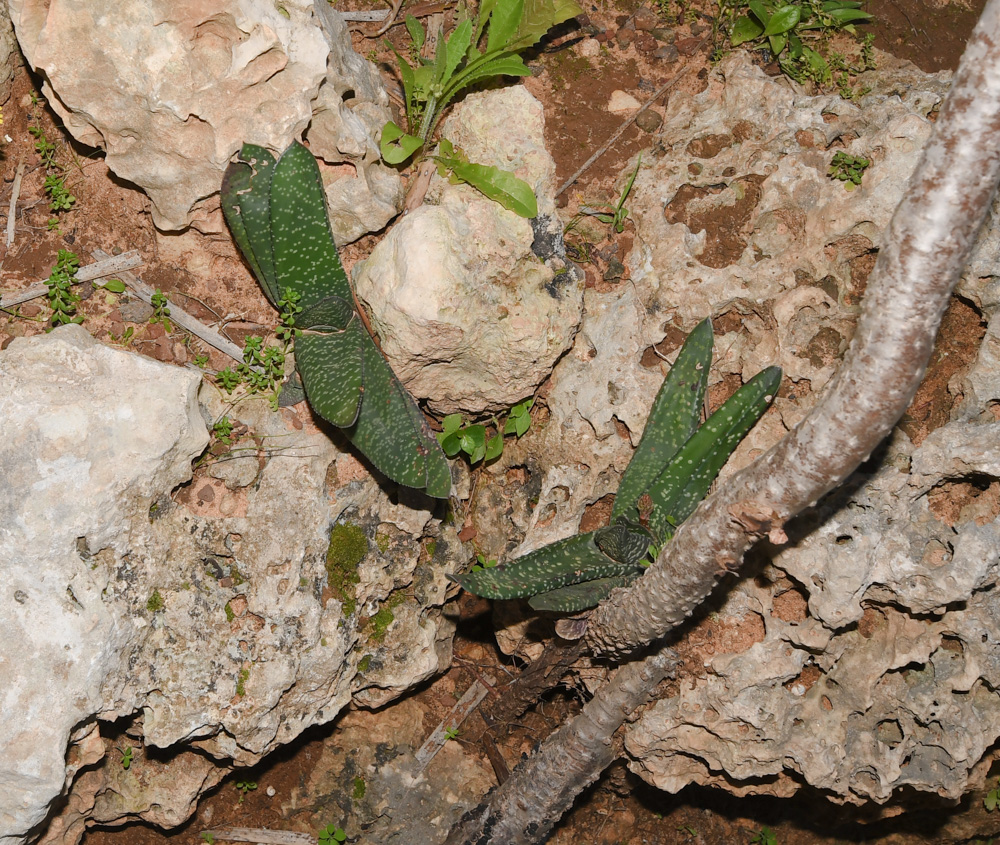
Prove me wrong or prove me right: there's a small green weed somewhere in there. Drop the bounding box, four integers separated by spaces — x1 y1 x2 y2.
438 399 533 465
193 353 209 368
444 726 460 741
109 326 134 346
750 827 778 845
828 151 870 188
721 0 873 89
234 780 257 804
470 553 498 572
28 124 77 217
116 746 135 770
45 249 82 327
579 155 641 234
677 824 698 837
94 278 126 294
213 416 235 445
318 824 347 845
200 833 216 845
149 290 172 331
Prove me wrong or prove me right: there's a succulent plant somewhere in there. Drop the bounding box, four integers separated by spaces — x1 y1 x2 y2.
222 142 451 498
451 318 781 611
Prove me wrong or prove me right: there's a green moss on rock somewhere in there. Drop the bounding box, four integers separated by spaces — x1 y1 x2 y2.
326 522 367 617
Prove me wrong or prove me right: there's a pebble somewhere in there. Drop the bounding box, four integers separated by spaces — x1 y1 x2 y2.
608 90 641 113
636 109 664 134
654 44 679 62
633 8 659 30
676 36 703 56
266 786 276 797
579 37 601 57
650 27 675 42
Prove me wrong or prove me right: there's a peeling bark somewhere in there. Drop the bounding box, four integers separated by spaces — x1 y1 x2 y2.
586 0 1000 657
443 648 680 845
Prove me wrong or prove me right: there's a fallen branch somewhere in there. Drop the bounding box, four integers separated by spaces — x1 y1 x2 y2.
199 829 314 845
413 676 492 773
91 249 247 364
5 161 24 247
0 250 142 309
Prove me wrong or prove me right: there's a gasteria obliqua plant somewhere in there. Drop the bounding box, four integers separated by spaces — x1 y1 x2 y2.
451 319 781 611
222 141 451 498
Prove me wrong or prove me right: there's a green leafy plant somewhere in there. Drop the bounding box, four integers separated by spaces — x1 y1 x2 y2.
222 142 450 497
723 0 872 85
318 825 347 845
200 833 216 845
380 0 580 215
444 726 460 741
213 416 235 445
750 827 778 845
28 125 77 216
450 319 781 611
579 155 641 234
94 278 126 294
149 289 172 331
438 398 533 465
235 780 257 804
828 150 870 188
116 746 135 770
470 552 498 571
193 353 209 368
45 249 82 327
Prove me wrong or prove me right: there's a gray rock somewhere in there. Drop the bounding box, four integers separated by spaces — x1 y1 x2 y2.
0 328 459 845
9 0 400 239
353 86 584 415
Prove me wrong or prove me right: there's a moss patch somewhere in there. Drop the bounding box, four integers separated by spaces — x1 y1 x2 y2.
326 522 367 617
224 601 235 623
352 775 366 801
236 667 250 697
146 590 164 613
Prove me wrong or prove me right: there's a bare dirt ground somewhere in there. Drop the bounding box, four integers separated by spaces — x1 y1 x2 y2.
2 0 992 842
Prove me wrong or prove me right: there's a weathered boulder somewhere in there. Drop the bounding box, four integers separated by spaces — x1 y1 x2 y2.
0 327 459 845
352 86 584 415
7 0 400 239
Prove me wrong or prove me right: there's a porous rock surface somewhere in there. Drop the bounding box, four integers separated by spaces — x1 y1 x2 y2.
0 326 458 845
477 51 1000 809
8 0 400 239
352 86 585 415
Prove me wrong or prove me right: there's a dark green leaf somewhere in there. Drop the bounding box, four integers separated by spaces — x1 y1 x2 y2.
444 19 473 81
222 144 280 307
730 15 764 45
268 142 351 311
748 0 771 26
485 432 504 461
475 0 500 43
440 54 531 110
613 318 713 522
825 7 872 23
451 531 637 599
100 279 126 293
296 305 365 427
439 154 538 217
762 5 801 36
647 366 782 540
528 574 636 612
594 522 653 566
440 413 464 438
459 424 487 462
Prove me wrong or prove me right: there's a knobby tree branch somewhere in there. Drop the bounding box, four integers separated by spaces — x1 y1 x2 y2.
446 1 1000 840
586 0 1000 656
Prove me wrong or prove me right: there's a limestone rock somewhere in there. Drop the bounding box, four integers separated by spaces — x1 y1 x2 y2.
8 0 400 239
0 328 459 845
353 86 584 415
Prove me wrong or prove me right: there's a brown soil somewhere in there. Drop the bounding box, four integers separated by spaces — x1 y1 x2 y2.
2 0 989 843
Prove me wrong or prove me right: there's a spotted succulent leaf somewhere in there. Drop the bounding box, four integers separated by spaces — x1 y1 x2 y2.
296 297 365 427
594 521 653 567
450 531 639 600
528 574 639 613
647 365 782 541
613 317 713 523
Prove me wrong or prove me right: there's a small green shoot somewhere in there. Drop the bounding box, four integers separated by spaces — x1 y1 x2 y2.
444 726 460 741
200 834 216 845
110 326 134 346
318 825 348 845
28 124 77 216
438 399 533 465
149 290 172 331
213 416 235 445
45 249 82 327
216 367 242 393
580 155 641 233
828 151 870 189
193 353 209 368
235 780 257 804
470 553 498 572
750 827 778 845
432 138 537 218
94 278 126 294
677 824 698 837
116 746 135 770
985 779 1000 811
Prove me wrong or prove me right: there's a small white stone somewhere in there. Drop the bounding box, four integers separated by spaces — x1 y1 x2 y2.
579 37 600 58
608 90 641 114
266 786 276 797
